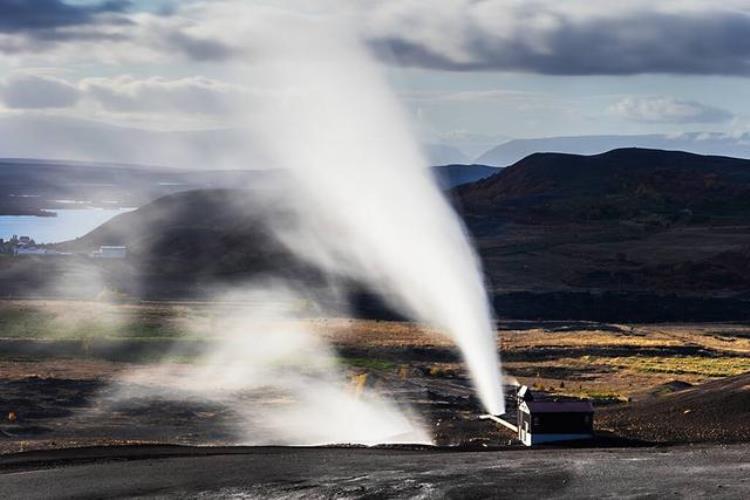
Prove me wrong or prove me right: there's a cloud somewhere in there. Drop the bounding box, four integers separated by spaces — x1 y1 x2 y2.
610 96 734 124
0 0 131 38
80 75 245 114
6 1 750 76
0 73 80 109
0 73 251 125
364 0 750 75
402 88 542 102
161 30 235 62
0 1 234 64
0 0 131 33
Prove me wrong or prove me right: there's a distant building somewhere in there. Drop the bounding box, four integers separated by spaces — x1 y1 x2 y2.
14 246 49 256
482 385 595 446
90 246 127 259
12 246 70 256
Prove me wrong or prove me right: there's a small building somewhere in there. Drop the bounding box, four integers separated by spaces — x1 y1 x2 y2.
518 399 594 446
482 385 594 446
90 246 127 259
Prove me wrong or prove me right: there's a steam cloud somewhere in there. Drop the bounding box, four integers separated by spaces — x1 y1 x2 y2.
115 287 431 446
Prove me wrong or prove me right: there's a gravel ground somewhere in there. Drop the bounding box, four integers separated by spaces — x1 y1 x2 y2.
1 444 749 499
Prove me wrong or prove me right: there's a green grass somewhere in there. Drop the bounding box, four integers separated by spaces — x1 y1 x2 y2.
0 307 190 340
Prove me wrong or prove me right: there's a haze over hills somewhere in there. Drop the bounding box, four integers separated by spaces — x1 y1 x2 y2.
431 164 501 189
0 158 282 215
3 147 747 321
0 115 271 171
59 189 305 280
0 115 468 170
423 144 470 165
476 133 750 166
0 157 496 215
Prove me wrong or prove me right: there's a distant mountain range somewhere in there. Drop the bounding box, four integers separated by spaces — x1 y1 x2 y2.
6 114 750 173
423 144 470 165
476 133 750 166
0 156 496 215
0 115 271 171
0 115 471 169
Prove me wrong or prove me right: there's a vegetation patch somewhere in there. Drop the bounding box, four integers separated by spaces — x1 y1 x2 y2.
587 355 750 377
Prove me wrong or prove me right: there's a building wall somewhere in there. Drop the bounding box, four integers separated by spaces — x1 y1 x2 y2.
531 412 593 435
522 432 593 447
518 409 594 446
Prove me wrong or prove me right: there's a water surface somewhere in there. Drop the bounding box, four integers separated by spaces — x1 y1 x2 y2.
0 207 135 244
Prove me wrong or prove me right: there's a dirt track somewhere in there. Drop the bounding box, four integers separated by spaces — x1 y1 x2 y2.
1 444 749 499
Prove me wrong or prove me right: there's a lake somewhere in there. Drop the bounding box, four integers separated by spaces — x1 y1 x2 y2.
0 207 135 244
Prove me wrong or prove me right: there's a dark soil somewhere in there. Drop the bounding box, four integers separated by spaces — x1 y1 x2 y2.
599 372 750 443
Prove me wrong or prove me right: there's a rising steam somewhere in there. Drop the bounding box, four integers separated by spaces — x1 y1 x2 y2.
115 287 431 446
236 9 505 415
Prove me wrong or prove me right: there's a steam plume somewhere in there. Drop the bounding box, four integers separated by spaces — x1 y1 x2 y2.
237 10 505 415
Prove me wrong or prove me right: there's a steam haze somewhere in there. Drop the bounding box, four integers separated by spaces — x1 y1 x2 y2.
114 287 431 446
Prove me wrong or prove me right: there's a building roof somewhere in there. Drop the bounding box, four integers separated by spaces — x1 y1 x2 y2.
523 400 594 413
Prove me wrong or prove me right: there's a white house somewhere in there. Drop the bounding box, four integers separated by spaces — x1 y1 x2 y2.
90 246 127 259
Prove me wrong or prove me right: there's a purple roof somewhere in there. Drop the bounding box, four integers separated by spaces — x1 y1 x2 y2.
524 400 594 413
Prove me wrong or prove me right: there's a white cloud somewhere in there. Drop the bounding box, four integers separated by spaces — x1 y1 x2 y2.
610 96 733 124
0 72 263 131
363 0 750 75
4 1 750 76
80 75 246 115
0 73 80 109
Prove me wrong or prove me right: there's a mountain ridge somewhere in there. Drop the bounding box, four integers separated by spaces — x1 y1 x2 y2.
458 147 750 223
476 133 750 166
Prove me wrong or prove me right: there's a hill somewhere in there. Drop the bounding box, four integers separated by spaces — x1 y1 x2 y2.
431 164 501 188
599 372 750 443
476 133 750 166
458 148 750 224
58 189 303 278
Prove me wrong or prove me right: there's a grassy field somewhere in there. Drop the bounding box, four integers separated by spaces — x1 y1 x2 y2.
1 299 749 404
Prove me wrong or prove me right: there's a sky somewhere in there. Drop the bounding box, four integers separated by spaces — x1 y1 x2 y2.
1 0 750 158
